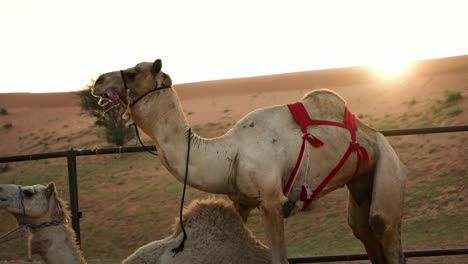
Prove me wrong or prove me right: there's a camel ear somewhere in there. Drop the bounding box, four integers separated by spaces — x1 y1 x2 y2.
152 59 162 74
45 182 56 198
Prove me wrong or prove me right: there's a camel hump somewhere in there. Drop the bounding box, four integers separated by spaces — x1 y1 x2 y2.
299 89 347 120
302 89 346 103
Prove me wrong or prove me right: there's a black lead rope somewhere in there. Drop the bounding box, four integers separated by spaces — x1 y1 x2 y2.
131 123 158 156
172 127 192 256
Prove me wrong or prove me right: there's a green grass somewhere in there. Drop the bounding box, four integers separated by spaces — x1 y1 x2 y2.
445 91 462 105
447 108 463 117
402 213 467 248
431 90 464 114
0 164 10 173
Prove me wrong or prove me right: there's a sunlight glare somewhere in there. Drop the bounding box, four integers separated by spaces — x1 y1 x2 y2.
371 58 413 80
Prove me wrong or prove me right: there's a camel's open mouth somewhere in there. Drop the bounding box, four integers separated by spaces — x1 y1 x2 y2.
98 91 120 106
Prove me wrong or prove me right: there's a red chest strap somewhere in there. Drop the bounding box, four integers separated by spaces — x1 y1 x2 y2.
283 102 369 212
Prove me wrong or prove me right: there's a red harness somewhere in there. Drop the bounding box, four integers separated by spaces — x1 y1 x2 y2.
283 102 369 211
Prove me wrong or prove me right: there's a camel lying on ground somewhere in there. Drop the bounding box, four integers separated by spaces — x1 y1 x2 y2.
0 183 270 264
0 183 86 264
123 198 271 264
92 59 407 264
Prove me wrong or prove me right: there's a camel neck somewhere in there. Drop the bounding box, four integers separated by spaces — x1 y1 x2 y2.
29 225 86 264
130 89 236 195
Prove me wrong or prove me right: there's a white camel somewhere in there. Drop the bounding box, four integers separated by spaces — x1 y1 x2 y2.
0 183 86 264
92 59 407 264
123 198 271 264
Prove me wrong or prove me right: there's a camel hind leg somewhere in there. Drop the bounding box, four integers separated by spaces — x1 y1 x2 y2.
347 172 386 263
368 133 407 263
348 133 406 263
348 133 405 263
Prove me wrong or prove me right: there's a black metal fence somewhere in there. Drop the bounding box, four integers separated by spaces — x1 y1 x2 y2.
1 125 467 263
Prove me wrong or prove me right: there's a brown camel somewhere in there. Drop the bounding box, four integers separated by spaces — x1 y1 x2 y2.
92 59 407 264
0 183 86 264
123 198 271 264
0 183 271 264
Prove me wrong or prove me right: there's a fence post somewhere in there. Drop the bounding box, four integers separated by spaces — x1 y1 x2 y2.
66 149 82 245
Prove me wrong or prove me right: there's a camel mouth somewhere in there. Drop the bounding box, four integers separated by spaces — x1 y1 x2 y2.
98 95 112 107
97 91 120 107
106 90 120 103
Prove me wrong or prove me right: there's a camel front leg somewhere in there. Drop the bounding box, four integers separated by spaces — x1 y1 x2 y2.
261 199 289 264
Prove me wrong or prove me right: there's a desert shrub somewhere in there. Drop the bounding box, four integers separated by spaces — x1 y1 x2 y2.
3 122 12 129
0 107 7 115
447 108 463 117
445 91 462 105
0 164 10 173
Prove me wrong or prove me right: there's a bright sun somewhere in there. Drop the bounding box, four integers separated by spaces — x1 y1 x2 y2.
370 58 414 79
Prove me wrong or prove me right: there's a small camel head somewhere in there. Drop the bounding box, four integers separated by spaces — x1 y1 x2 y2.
0 183 61 223
92 59 172 107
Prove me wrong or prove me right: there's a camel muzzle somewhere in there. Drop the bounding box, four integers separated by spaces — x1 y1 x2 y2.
98 95 112 106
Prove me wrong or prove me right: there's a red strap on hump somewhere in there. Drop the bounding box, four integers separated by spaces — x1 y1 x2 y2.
284 102 369 213
287 102 314 133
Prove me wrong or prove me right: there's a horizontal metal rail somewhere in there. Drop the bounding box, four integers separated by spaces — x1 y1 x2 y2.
380 125 468 136
288 248 468 263
1 125 467 163
0 146 156 163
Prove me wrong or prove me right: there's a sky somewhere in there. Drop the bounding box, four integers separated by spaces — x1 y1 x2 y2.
1 0 468 93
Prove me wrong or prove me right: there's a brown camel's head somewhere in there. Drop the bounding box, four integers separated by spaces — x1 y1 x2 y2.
92 59 172 107
0 183 67 223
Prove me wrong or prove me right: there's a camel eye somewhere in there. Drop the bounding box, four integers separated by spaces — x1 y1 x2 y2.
126 70 137 79
23 189 34 198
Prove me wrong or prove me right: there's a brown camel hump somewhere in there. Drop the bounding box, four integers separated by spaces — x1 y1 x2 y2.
174 198 241 231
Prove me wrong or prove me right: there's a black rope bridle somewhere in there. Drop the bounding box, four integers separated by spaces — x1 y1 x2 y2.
120 70 171 156
0 186 65 244
119 70 191 256
120 70 171 107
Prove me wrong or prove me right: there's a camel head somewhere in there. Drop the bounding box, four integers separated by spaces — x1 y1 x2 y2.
0 183 67 224
92 59 172 107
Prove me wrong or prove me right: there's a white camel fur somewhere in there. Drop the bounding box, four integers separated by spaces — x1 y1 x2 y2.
123 198 271 264
92 59 407 264
0 183 86 264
